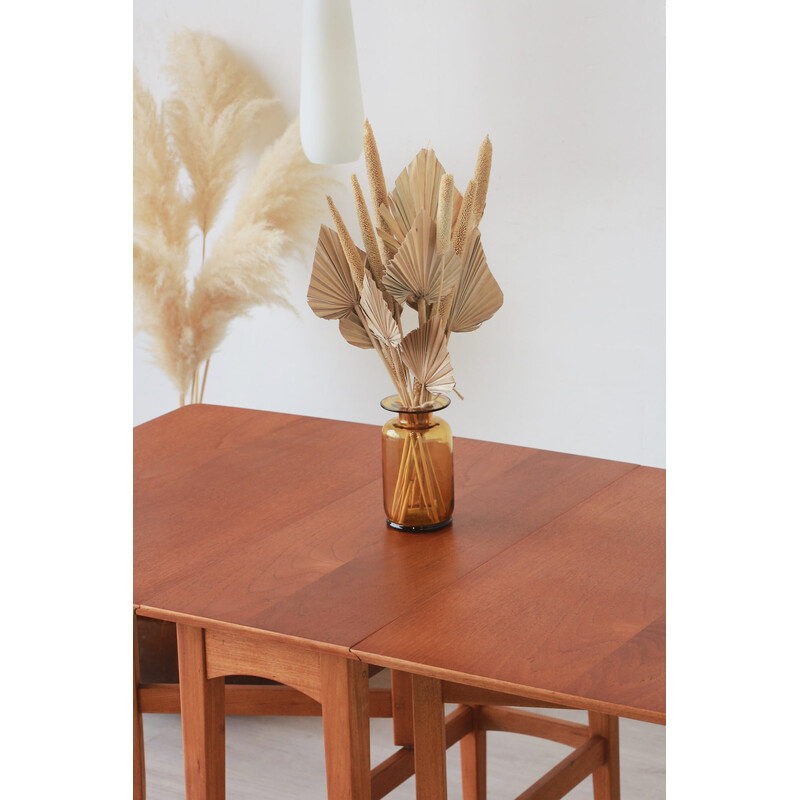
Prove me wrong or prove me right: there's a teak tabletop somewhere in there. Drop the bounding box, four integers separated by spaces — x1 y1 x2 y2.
352 465 665 725
134 404 665 797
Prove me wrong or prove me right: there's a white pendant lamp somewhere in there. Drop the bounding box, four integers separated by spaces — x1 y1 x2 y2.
300 0 365 164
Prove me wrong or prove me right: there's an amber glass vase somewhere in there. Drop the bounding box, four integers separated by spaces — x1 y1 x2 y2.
381 395 454 532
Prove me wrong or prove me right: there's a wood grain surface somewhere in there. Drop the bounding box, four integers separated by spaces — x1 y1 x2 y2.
319 654 372 799
134 405 635 649
135 405 664 726
175 625 226 798
353 467 665 724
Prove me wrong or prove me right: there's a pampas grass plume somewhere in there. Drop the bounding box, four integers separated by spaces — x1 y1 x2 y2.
134 32 329 405
165 29 276 237
189 121 328 367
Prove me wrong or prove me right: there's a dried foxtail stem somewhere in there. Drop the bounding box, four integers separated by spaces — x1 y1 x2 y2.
436 174 454 255
452 179 475 256
351 174 384 282
364 119 390 262
327 195 364 288
471 136 492 227
438 290 454 328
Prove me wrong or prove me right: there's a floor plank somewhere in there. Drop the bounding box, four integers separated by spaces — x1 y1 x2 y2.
142 680 665 799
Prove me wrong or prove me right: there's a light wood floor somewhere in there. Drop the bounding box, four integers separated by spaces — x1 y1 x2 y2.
142 674 665 799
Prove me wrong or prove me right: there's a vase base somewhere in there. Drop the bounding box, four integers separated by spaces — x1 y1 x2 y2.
386 517 453 533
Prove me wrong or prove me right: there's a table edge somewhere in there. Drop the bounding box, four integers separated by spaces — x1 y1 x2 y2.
351 649 665 726
135 605 357 660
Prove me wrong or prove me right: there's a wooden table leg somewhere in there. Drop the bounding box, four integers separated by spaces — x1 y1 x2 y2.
320 654 371 799
588 712 620 800
176 625 226 800
391 670 415 746
460 707 486 800
411 674 448 800
133 614 146 800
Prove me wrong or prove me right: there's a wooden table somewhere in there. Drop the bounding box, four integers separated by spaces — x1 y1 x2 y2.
134 404 664 799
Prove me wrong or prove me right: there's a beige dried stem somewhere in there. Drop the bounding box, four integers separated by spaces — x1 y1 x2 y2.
351 174 384 282
326 196 365 288
363 119 390 262
471 136 492 228
134 31 328 406
436 174 454 255
452 178 476 256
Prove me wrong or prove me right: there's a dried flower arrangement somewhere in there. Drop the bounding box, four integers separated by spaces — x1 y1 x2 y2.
134 30 328 406
307 121 503 529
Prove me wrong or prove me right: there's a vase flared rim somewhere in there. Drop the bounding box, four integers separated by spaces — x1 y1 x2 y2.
380 394 451 414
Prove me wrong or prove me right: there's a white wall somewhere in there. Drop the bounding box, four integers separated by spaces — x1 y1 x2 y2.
133 0 665 468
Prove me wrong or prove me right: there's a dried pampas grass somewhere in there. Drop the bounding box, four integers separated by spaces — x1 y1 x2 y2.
134 30 329 405
165 30 276 239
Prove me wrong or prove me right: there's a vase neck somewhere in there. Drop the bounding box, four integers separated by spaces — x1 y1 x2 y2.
396 411 434 429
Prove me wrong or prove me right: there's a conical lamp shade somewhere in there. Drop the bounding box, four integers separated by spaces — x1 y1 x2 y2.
300 0 364 164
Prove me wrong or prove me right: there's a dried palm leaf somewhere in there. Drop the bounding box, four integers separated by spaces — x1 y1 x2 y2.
400 317 456 394
387 148 448 242
376 203 404 258
307 130 500 410
437 290 454 324
307 225 361 320
359 272 401 348
446 228 503 334
165 30 276 236
339 312 373 349
383 212 460 307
